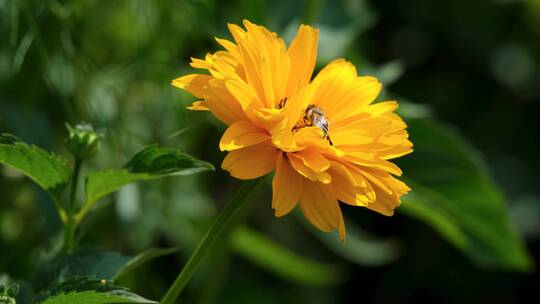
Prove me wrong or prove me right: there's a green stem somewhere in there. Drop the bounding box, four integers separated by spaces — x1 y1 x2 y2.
63 219 77 254
69 159 82 214
63 158 82 253
160 179 262 304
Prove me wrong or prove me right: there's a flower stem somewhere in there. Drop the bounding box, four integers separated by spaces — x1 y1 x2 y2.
160 178 262 304
63 158 82 253
68 159 82 214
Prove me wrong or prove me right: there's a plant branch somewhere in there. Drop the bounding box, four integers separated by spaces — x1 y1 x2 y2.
160 178 262 304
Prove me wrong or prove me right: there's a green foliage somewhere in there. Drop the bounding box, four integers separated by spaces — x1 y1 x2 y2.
79 145 214 221
114 247 178 280
399 118 534 271
35 249 130 289
36 247 178 290
231 226 342 286
0 133 71 199
0 281 19 304
306 218 403 266
1 0 538 302
34 277 156 304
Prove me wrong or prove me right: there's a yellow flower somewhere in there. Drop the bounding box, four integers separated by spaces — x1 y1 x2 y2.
172 20 413 240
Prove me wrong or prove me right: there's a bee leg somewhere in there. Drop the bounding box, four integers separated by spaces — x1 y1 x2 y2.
327 135 333 146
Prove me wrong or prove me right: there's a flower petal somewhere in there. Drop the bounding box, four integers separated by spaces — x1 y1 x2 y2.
344 153 403 176
299 181 346 240
365 185 402 216
329 162 374 206
288 153 331 184
171 74 212 99
272 152 303 217
286 25 319 97
225 78 264 123
206 79 250 124
222 142 278 179
270 117 304 152
308 59 382 123
215 37 241 60
187 101 209 111
330 129 374 147
294 149 330 172
220 121 269 151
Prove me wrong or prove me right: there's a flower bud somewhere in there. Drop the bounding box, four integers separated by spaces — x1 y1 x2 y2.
65 123 102 160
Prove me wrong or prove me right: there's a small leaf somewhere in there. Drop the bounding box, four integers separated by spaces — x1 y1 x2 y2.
231 226 343 286
34 277 156 304
0 133 71 198
125 145 214 175
78 145 213 220
398 118 534 271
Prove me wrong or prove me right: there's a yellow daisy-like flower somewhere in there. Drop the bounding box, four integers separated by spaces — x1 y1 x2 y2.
172 20 413 240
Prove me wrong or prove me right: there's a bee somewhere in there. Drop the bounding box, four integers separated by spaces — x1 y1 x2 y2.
296 104 333 145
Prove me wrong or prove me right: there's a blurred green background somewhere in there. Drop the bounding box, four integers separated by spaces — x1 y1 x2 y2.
1 0 540 303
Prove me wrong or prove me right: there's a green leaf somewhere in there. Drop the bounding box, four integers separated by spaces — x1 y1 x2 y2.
304 217 403 266
398 118 534 271
35 248 130 289
35 247 178 289
230 226 343 286
0 133 71 198
34 277 156 304
78 145 214 220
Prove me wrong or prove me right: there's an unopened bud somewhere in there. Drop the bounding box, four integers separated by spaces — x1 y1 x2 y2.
65 123 103 160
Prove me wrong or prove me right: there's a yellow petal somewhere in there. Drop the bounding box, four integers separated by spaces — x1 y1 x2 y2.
309 59 357 104
299 181 346 240
344 153 403 176
272 153 303 217
239 20 291 108
270 117 303 152
220 121 269 151
190 57 212 70
366 185 401 216
378 142 414 160
228 23 247 44
359 167 397 195
206 79 249 125
286 25 319 97
237 41 268 106
187 101 209 111
294 149 330 172
330 129 374 147
329 162 374 206
222 143 278 179
367 101 399 117
225 78 264 123
307 59 382 123
281 84 315 129
329 78 382 122
171 74 212 99
215 37 241 60
288 153 331 183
